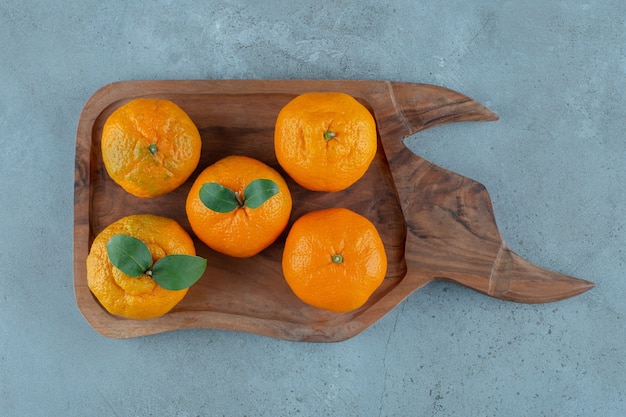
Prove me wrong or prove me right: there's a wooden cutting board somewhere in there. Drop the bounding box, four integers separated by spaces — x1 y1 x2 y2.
74 80 594 341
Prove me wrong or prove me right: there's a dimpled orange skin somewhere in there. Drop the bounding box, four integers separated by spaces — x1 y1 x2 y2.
282 207 387 313
274 92 377 192
101 98 201 198
186 155 293 258
86 214 196 320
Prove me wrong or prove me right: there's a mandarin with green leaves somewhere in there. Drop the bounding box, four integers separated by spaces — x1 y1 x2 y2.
186 155 292 258
86 214 206 320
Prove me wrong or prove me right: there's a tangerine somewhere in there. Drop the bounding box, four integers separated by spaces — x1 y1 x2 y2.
282 207 387 313
86 214 196 320
101 98 201 198
274 92 377 192
186 155 292 258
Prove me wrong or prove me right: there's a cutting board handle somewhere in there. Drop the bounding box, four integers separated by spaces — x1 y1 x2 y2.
379 82 595 303
383 82 498 138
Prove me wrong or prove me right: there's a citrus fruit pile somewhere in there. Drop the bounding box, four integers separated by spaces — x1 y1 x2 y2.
87 92 387 320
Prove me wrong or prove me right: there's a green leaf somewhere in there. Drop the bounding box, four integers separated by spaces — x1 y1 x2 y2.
199 182 240 213
151 255 208 290
243 179 279 209
106 234 153 277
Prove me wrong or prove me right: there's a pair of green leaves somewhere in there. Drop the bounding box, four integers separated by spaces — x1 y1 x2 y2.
199 178 279 213
106 234 207 291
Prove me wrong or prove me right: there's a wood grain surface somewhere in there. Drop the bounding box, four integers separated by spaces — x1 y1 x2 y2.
74 80 594 341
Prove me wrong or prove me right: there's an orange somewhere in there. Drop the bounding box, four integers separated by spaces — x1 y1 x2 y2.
101 98 202 198
86 214 196 320
274 92 377 192
186 155 292 258
282 207 387 313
